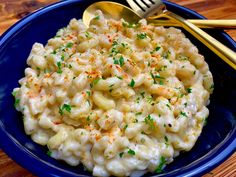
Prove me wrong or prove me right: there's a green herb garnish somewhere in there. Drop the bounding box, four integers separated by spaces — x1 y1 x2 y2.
150 72 157 84
14 99 20 108
204 116 208 126
127 149 135 155
94 15 100 20
85 31 91 38
137 33 147 39
86 91 91 96
159 80 164 85
59 104 72 115
150 46 161 54
66 42 73 48
144 115 155 130
187 88 192 93
140 91 145 98
166 104 172 110
114 56 125 67
155 156 166 173
47 150 52 157
119 152 124 158
57 61 62 74
135 112 142 116
180 111 187 117
128 79 135 88
116 76 123 80
90 78 101 88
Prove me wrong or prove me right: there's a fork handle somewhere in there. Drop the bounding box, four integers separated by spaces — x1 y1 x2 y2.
150 19 236 29
188 19 236 29
156 11 236 69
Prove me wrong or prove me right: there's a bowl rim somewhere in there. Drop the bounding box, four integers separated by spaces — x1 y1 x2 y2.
0 0 235 177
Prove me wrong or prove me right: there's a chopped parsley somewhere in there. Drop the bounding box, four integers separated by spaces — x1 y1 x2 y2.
136 97 141 103
68 64 72 69
178 93 184 98
86 116 90 122
146 96 154 104
113 56 125 67
180 111 187 117
155 46 161 51
86 91 91 96
110 44 120 56
150 72 157 84
59 104 72 115
164 136 169 147
127 149 135 155
140 91 145 98
121 43 127 48
61 54 65 61
137 33 147 39
135 112 142 116
12 91 17 97
47 150 52 157
128 79 135 88
85 31 91 38
204 116 208 126
14 99 20 108
155 75 165 79
116 76 123 80
124 124 128 130
166 104 172 110
112 41 118 46
66 42 73 48
159 80 164 85
12 90 20 107
187 88 192 93
119 152 124 158
150 46 161 54
164 136 168 142
155 156 166 173
94 15 100 20
144 115 155 130
150 72 165 84
90 78 101 88
184 102 188 107
158 65 167 72
210 84 214 90
51 50 57 55
178 55 189 61
163 50 171 59
57 61 62 74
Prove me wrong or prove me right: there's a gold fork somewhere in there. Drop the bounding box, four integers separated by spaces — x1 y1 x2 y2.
127 0 236 69
126 0 236 29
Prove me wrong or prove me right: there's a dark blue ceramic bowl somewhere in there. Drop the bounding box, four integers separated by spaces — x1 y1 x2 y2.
0 0 235 176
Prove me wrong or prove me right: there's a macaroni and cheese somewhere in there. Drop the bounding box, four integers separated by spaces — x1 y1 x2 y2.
13 11 214 176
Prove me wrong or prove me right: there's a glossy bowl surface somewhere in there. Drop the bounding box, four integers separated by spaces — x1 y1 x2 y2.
0 0 235 177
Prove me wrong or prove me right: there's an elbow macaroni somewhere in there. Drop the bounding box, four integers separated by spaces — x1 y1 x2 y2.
13 10 214 176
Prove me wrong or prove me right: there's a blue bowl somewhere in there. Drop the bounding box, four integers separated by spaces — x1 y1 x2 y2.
0 0 235 176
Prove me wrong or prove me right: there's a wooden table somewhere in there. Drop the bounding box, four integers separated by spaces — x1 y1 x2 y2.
0 0 235 176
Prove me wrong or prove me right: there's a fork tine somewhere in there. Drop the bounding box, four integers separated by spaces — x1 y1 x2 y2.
126 0 145 16
135 0 149 11
126 0 143 12
148 0 155 4
141 0 151 8
141 0 166 17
